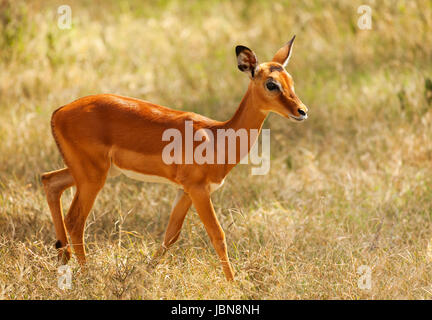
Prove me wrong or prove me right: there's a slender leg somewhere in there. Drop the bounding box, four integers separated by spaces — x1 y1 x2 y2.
188 185 235 281
163 189 192 248
151 189 192 265
41 168 75 263
64 181 105 265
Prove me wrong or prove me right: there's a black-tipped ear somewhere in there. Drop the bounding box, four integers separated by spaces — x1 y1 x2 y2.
272 35 296 67
236 45 259 78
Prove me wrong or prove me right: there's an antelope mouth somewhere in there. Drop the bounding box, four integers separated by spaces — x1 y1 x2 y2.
289 114 307 121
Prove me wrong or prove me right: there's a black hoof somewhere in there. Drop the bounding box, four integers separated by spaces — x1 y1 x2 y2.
55 240 62 249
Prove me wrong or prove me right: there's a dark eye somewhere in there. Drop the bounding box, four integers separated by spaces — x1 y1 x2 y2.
266 82 279 91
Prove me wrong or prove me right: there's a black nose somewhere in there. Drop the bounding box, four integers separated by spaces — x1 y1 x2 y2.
298 109 306 116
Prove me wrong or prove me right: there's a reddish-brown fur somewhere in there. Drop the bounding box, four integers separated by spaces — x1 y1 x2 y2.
41 39 308 280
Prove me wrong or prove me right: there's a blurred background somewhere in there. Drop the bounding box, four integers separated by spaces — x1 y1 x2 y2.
0 0 432 299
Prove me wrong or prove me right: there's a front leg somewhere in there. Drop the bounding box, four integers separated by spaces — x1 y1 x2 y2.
187 185 235 281
151 189 192 264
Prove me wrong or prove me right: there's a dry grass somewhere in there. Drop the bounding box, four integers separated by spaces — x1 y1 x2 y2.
1 0 432 299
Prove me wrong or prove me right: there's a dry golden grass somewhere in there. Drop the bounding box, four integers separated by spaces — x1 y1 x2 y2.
1 0 432 299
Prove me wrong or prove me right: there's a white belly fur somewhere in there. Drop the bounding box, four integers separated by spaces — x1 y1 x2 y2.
109 164 225 192
110 164 177 186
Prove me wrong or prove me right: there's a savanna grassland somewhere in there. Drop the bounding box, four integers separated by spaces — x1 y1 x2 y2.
1 0 432 299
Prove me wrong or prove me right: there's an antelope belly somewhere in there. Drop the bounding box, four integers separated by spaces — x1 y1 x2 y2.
112 164 177 186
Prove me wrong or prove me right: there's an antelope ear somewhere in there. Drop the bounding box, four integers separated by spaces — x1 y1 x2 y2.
236 45 259 78
272 35 296 67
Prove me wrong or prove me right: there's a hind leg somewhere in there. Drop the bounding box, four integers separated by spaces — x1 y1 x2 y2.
41 168 75 263
64 182 104 264
63 159 108 265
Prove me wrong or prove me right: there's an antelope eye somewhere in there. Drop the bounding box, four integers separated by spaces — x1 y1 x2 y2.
266 82 279 91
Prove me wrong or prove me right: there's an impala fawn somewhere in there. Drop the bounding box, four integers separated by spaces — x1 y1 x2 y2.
41 36 308 280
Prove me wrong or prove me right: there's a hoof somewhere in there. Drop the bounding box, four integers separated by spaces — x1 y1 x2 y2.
55 240 71 264
55 240 62 249
147 246 167 271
